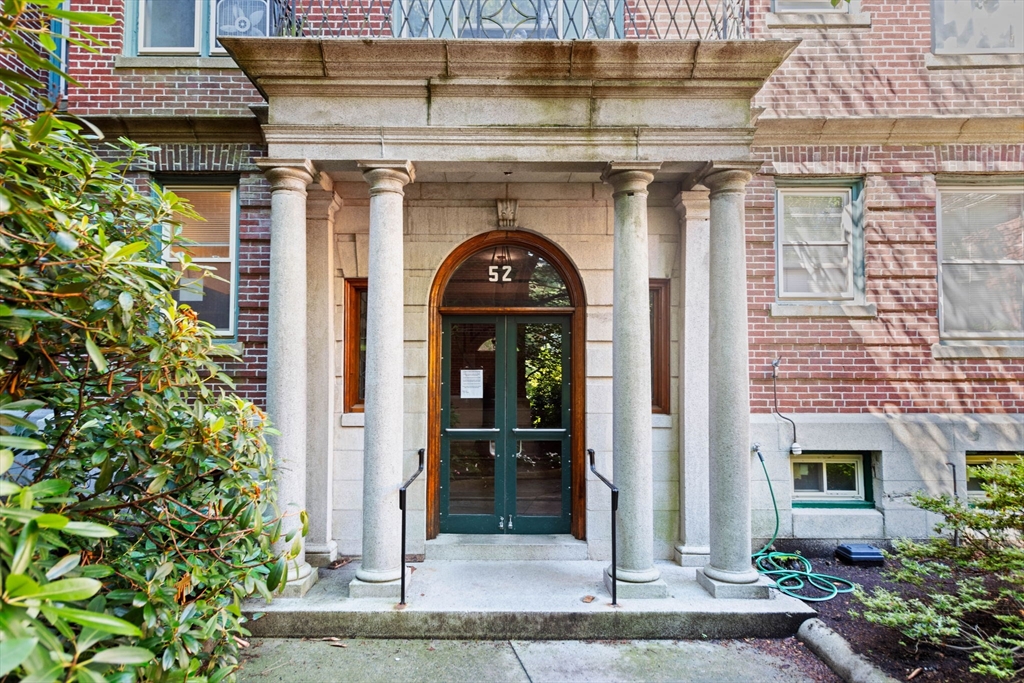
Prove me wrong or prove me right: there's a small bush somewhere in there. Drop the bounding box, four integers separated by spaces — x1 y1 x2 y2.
853 457 1024 680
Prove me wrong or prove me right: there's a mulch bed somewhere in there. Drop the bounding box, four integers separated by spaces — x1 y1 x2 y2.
792 557 989 683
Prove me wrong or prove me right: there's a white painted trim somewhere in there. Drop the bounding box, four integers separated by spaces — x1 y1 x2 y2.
932 344 1024 359
138 0 202 55
925 53 1024 69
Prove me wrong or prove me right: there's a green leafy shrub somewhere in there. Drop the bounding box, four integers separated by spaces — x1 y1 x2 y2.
853 457 1024 680
1 3 302 681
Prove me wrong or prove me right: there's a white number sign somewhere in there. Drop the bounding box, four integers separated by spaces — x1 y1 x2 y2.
488 265 513 282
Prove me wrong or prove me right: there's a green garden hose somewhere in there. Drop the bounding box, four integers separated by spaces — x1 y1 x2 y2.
751 446 858 602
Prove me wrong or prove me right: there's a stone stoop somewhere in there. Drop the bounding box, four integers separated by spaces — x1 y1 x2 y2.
243 561 816 640
424 534 589 561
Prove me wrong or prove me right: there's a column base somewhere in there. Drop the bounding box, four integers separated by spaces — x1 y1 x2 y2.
349 567 413 599
280 565 319 598
696 569 775 600
674 544 711 567
603 567 669 599
306 541 338 568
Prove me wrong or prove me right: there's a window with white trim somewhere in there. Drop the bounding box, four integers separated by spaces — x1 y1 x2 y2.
792 454 866 502
938 186 1024 342
774 0 850 12
966 454 1023 500
136 0 269 55
932 0 1024 55
165 186 238 337
776 185 863 302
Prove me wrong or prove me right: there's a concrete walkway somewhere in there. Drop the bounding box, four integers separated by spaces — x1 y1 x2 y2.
239 637 839 682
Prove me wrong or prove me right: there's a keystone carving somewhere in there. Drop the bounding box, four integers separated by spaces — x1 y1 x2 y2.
497 199 519 228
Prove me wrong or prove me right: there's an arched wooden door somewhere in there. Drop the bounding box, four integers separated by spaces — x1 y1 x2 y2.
427 231 586 539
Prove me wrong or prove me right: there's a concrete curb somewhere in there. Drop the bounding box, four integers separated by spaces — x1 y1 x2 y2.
797 618 899 683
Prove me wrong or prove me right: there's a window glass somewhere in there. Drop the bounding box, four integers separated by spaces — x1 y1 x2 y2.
442 247 571 308
343 279 369 413
778 189 855 300
167 187 237 336
939 188 1024 340
141 0 198 52
933 0 1024 55
966 454 1022 499
649 280 670 414
792 455 866 501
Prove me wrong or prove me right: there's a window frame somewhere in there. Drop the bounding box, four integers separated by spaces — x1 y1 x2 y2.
791 453 873 508
650 279 670 415
344 278 369 414
932 0 1024 56
936 184 1024 343
966 453 1022 501
162 184 239 339
137 0 203 55
775 182 864 304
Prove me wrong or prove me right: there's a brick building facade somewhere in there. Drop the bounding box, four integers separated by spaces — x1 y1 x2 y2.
56 0 1022 598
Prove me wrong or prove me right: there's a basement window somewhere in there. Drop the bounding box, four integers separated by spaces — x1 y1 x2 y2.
792 454 873 508
966 453 1023 501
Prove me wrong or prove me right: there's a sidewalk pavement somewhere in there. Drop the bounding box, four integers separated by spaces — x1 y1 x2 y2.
238 637 841 682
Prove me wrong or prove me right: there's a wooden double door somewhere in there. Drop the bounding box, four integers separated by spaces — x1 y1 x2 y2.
440 315 571 534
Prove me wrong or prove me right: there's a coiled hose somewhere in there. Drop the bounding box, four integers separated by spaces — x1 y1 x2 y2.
751 447 858 602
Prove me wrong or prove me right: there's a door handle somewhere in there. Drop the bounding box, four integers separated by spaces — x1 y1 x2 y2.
514 441 524 459
489 441 498 458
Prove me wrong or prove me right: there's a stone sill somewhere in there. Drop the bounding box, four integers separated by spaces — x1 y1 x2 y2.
925 53 1024 70
209 341 244 357
770 303 877 318
766 12 871 29
114 56 239 70
341 412 365 427
931 343 1024 359
652 413 673 429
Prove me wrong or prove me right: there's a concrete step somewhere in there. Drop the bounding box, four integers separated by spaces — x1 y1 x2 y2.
425 534 589 561
244 561 817 640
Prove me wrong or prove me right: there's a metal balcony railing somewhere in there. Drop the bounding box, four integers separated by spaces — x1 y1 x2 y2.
269 0 748 40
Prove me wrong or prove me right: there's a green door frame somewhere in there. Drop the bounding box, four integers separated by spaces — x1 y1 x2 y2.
440 315 571 534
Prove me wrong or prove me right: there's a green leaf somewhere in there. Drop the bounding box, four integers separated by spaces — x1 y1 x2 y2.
5 574 40 598
34 513 69 529
118 291 133 312
0 448 13 475
0 481 20 495
1 399 46 412
0 638 37 677
266 556 285 592
53 231 79 253
47 607 142 636
84 334 108 373
46 553 82 580
30 479 72 498
24 578 102 602
0 435 48 450
111 241 149 261
62 522 118 538
90 646 155 665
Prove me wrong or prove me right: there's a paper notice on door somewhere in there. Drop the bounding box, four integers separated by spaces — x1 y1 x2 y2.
460 369 484 399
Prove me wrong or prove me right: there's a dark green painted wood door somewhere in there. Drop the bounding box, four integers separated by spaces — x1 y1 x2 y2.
440 315 571 534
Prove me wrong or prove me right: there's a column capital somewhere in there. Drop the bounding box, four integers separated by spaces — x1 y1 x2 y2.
602 161 662 195
357 160 415 195
673 184 711 221
257 158 317 193
702 162 761 198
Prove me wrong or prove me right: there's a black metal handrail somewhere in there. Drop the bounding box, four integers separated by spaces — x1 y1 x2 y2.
399 448 425 606
588 448 618 606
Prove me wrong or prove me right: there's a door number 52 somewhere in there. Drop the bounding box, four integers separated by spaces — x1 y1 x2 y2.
488 265 513 282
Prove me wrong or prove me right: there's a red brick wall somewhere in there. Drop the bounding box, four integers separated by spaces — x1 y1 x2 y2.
750 0 1024 117
63 2 262 117
747 143 1024 415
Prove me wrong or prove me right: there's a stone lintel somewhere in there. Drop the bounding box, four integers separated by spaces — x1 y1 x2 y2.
80 115 263 145
696 570 775 600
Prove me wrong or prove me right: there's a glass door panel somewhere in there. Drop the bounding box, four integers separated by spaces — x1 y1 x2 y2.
447 440 498 515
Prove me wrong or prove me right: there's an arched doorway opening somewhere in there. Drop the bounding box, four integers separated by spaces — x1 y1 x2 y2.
427 230 586 539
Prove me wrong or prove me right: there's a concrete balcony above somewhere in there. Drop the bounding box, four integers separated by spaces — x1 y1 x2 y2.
269 0 749 40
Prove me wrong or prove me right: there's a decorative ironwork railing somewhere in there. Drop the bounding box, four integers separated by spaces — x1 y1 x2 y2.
267 0 749 40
